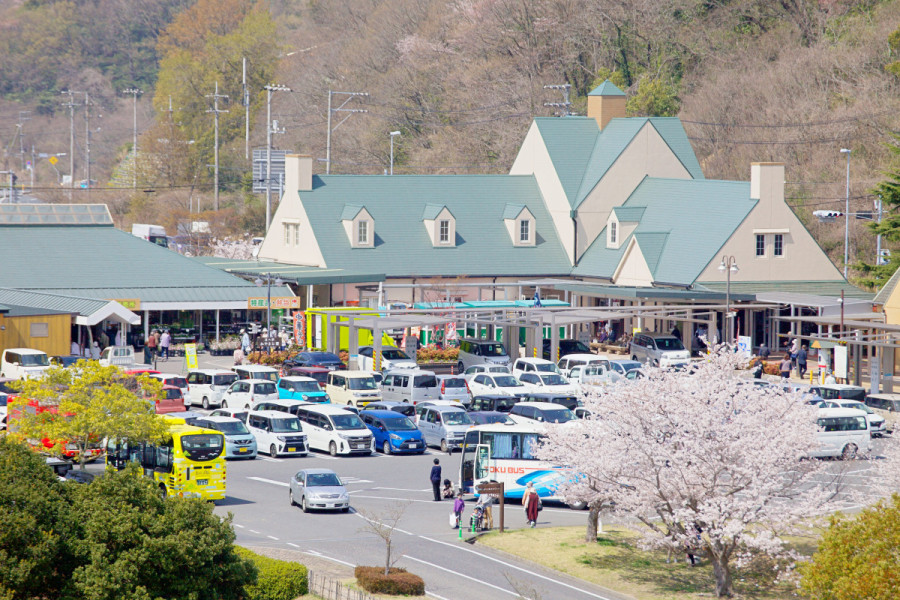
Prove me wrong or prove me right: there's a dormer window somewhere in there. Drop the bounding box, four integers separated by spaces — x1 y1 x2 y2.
439 220 450 244
519 219 531 244
341 204 374 248
503 204 535 247
423 205 456 247
610 221 617 245
358 220 369 245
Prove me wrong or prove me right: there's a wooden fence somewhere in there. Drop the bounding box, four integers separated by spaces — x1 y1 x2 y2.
307 571 375 600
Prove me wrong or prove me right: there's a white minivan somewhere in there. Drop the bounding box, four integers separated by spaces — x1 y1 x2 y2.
381 369 439 405
294 404 375 456
186 369 239 409
0 348 50 379
812 407 873 459
246 410 308 457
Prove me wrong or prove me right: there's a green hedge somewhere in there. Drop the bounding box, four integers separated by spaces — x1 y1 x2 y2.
235 546 309 600
355 566 425 596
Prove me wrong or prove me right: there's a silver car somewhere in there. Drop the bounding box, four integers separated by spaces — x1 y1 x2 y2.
435 375 471 405
192 416 258 459
289 468 350 513
629 334 690 368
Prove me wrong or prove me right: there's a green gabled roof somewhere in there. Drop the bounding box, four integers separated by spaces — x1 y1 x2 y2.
573 177 756 285
195 257 384 285
701 281 873 300
422 203 451 220
612 206 646 222
502 203 527 219
632 232 669 275
0 287 110 316
573 117 705 208
532 117 599 205
300 175 571 277
588 80 626 96
340 204 365 220
874 269 900 304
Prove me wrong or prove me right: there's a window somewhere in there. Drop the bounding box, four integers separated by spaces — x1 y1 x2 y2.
29 323 49 338
774 234 784 257
610 221 617 244
519 219 530 243
439 220 450 243
358 220 369 245
284 224 290 245
293 224 300 246
756 234 765 257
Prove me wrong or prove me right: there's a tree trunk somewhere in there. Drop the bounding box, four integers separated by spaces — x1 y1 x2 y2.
585 501 602 542
710 553 733 597
384 541 391 576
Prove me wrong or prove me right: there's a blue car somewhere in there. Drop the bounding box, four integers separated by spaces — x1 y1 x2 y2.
359 409 426 455
277 376 331 403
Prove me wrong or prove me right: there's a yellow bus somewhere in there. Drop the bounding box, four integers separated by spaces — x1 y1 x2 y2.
106 416 226 501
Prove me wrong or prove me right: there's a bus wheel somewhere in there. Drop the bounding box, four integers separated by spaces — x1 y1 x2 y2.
841 444 858 460
159 484 168 498
202 397 210 410
329 442 338 457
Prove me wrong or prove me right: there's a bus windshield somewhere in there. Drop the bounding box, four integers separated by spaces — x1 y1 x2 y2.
180 434 224 461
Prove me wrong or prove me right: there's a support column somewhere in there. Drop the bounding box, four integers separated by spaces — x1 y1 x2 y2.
307 284 314 309
144 310 150 341
882 346 895 393
373 327 383 371
550 316 560 364
348 317 359 371
534 323 544 360
215 309 220 343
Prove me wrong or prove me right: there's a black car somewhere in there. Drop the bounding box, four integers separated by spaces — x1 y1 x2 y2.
542 338 591 361
468 394 521 413
283 351 346 371
468 410 514 425
520 393 579 411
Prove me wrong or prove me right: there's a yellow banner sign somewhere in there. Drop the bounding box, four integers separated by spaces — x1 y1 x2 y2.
111 298 141 311
185 343 198 370
248 297 302 310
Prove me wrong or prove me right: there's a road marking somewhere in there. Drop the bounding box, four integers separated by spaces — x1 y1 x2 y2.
248 476 289 487
267 535 279 541
353 512 414 536
341 477 373 484
402 555 516 596
262 457 283 463
373 487 432 492
419 536 615 600
249 530 260 534
350 494 442 504
426 591 451 600
304 549 356 567
234 523 245 528
287 543 300 548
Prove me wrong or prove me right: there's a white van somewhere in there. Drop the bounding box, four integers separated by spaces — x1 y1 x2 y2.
294 404 374 456
812 407 873 459
186 369 239 409
233 365 279 383
0 348 50 379
246 410 308 457
381 369 439 405
325 371 382 408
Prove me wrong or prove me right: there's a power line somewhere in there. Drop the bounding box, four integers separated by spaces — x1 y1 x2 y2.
686 132 889 145
681 109 896 128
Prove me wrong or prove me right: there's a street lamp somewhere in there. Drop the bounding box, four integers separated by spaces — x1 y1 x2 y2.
389 131 401 175
254 273 284 334
718 255 739 344
840 148 852 279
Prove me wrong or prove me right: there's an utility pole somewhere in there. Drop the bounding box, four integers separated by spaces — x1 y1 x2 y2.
325 90 368 174
205 82 228 210
543 84 572 116
123 88 143 188
84 92 92 198
876 195 884 266
264 84 291 232
243 57 250 161
17 111 30 171
61 91 79 201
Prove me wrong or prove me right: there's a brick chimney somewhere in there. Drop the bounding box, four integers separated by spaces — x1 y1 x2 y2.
285 154 313 193
587 80 627 130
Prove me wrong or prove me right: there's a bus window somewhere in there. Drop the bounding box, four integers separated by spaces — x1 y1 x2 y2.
475 445 489 479
521 434 540 459
155 445 173 473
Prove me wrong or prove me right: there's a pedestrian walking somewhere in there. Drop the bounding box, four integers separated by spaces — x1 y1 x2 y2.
523 481 540 528
790 339 799 369
430 458 442 501
160 330 172 361
671 324 682 341
779 354 792 380
241 329 251 355
797 345 808 378
146 330 158 362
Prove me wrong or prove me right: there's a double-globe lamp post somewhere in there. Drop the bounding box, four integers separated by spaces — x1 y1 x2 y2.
254 273 283 334
719 255 739 344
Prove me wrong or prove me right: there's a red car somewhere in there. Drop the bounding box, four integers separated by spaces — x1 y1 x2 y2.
152 385 186 414
285 366 330 390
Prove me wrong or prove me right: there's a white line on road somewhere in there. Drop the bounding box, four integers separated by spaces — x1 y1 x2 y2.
247 476 289 487
402 555 517 596
304 549 356 568
267 535 279 541
262 457 283 463
287 543 300 548
353 512 415 536
425 591 452 600
373 487 432 492
234 524 244 528
351 494 442 504
419 535 615 600
249 530 260 534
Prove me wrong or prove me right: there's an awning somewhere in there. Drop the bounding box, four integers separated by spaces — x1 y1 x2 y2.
195 257 385 285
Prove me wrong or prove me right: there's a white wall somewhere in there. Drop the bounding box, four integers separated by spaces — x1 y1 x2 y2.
259 156 326 267
612 239 653 287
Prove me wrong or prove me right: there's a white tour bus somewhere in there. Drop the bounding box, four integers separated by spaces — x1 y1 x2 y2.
458 422 584 508
812 407 872 459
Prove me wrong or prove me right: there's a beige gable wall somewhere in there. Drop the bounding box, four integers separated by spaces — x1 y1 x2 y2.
345 208 374 248
424 207 456 246
576 123 693 259
259 156 326 267
510 122 575 264
612 238 653 287
697 163 844 284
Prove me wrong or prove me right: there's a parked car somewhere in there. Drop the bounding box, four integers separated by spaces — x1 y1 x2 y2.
609 359 643 377
416 404 473 452
360 409 426 454
294 404 374 456
357 346 417 371
151 385 186 414
810 384 867 402
468 410 514 425
251 398 308 416
233 365 279 383
811 407 872 459
148 372 188 399
468 394 521 413
192 416 258 459
223 379 279 409
630 333 691 368
277 376 331 403
517 372 578 395
246 410 308 457
435 374 471 404
509 401 577 425
289 468 350 513
1 348 50 379
50 355 82 368
0 392 8 430
381 369 439 405
866 393 900 413
520 393 579 411
512 357 562 378
556 354 610 378
284 351 345 371
186 369 239 409
467 373 529 398
209 407 249 423
456 339 511 373
818 400 887 436
362 401 416 417
326 371 382 407
542 338 592 361
463 364 512 381
567 364 619 388
285 366 330 389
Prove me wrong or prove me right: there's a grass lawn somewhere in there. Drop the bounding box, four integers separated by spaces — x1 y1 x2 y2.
478 525 812 600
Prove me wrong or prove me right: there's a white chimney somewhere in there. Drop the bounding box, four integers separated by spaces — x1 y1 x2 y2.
285 154 313 193
750 162 784 203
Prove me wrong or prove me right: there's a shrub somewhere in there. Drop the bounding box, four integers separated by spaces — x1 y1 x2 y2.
355 566 425 596
234 546 308 600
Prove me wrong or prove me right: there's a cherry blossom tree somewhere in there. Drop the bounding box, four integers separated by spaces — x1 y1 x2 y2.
211 236 257 260
537 350 861 598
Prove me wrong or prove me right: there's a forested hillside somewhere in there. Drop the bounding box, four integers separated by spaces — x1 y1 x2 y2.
2 0 899 283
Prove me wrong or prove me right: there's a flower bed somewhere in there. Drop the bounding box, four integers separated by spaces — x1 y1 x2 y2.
416 346 458 363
